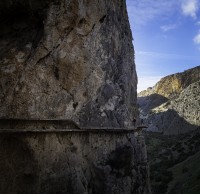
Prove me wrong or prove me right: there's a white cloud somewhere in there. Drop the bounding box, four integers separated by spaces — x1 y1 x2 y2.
160 24 177 32
181 0 199 19
135 51 200 60
138 76 163 92
127 0 200 28
193 31 200 44
127 0 180 27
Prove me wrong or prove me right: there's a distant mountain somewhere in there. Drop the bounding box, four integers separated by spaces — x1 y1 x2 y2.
138 66 200 135
140 66 200 193
138 66 200 100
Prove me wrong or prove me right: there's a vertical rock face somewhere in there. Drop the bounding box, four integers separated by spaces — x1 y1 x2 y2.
0 132 150 194
138 66 200 100
0 0 137 128
138 66 200 135
0 1 151 193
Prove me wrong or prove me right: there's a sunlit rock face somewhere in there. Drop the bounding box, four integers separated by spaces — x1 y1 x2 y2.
138 66 200 135
0 0 137 128
170 80 200 127
138 66 200 100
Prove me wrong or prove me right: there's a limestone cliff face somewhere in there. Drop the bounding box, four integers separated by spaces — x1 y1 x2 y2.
146 81 200 134
138 66 200 135
138 66 200 99
170 80 200 127
0 131 150 194
0 0 137 128
0 1 151 194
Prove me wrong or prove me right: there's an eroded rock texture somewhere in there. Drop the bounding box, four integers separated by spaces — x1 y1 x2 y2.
138 66 200 100
0 0 137 128
0 132 150 194
138 66 200 135
0 0 150 193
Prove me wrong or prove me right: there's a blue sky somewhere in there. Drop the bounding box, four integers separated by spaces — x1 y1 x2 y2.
126 0 200 92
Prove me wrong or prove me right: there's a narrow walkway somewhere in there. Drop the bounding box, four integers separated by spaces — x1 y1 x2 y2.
0 119 146 133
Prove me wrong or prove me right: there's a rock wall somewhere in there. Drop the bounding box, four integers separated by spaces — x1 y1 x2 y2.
138 66 200 135
0 0 137 128
0 0 151 193
138 66 200 100
0 130 150 194
170 80 200 127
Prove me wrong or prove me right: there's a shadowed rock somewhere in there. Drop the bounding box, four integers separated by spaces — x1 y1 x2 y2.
0 0 137 128
0 0 150 193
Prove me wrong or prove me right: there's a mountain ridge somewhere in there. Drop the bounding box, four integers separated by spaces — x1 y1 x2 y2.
138 65 200 99
138 65 200 135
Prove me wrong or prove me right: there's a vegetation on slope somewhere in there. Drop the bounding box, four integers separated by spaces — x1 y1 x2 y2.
145 129 200 194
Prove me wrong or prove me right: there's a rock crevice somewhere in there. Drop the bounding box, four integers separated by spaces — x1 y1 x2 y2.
0 0 137 128
0 0 150 193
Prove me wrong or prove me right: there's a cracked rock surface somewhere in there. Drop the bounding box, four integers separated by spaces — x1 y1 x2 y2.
0 0 137 128
0 132 150 194
138 66 200 135
0 0 151 194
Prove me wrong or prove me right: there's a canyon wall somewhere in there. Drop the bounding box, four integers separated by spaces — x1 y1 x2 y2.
138 66 200 100
0 131 150 194
138 66 200 135
0 0 137 128
0 0 150 193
